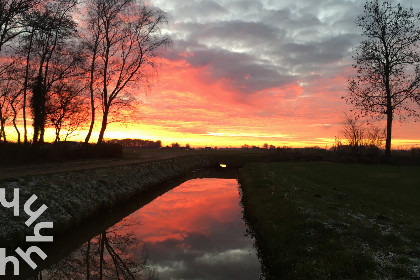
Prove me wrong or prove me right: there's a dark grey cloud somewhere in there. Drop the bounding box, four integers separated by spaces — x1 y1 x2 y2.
155 0 420 98
261 7 322 31
194 20 285 45
173 0 228 22
185 48 296 93
281 35 356 66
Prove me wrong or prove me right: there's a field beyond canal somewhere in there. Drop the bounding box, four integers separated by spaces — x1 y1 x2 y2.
239 162 420 279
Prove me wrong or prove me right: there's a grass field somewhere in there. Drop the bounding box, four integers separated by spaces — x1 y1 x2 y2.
239 162 420 279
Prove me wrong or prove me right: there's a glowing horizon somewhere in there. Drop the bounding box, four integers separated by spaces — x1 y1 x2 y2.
3 122 419 150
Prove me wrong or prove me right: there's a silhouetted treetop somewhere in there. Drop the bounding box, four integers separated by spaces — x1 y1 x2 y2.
347 0 420 158
0 0 40 52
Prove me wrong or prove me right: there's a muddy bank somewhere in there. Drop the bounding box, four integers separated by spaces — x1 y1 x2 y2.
0 156 214 247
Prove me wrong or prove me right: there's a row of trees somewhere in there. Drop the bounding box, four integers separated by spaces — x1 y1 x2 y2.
0 0 171 145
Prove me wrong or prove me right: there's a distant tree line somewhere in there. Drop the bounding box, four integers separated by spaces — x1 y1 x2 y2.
109 138 162 149
0 0 171 146
241 143 277 150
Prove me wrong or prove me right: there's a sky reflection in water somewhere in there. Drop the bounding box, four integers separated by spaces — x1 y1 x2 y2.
37 178 260 279
118 178 261 280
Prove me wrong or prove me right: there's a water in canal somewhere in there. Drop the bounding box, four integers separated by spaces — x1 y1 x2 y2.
38 178 261 280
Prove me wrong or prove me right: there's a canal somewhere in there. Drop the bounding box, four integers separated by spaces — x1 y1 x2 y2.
27 173 261 279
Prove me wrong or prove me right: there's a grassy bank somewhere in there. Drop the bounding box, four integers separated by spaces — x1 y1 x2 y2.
239 162 420 279
0 156 213 248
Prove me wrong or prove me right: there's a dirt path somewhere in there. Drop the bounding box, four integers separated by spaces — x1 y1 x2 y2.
0 150 191 180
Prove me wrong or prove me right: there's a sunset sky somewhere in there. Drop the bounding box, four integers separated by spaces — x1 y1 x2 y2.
126 0 420 148
6 0 420 148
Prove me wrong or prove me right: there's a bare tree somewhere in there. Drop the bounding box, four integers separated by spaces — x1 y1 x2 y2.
0 61 21 142
84 0 171 144
0 9 37 144
19 11 39 144
82 0 103 144
47 82 85 142
366 126 386 148
62 105 88 141
339 113 385 151
28 0 79 144
347 0 420 159
341 113 365 148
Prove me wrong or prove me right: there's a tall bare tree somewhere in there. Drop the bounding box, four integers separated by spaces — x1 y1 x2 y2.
19 12 38 144
84 0 171 144
347 0 420 159
0 61 21 142
83 1 103 144
0 0 39 143
28 0 78 144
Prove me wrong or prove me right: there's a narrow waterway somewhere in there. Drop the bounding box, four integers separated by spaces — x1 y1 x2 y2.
37 178 261 280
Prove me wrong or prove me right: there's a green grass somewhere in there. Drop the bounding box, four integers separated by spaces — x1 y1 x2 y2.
239 162 420 279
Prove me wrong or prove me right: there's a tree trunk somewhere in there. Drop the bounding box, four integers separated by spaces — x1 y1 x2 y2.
54 126 60 143
1 126 6 142
40 126 45 143
23 32 34 144
32 73 44 144
86 240 91 280
97 107 109 144
84 97 95 144
384 66 392 160
12 105 21 144
23 91 28 144
84 39 98 145
33 125 39 144
384 47 392 160
99 232 105 280
0 109 3 142
385 110 392 159
0 110 6 142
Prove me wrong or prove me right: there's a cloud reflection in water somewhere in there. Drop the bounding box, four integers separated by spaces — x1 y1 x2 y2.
119 178 261 280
